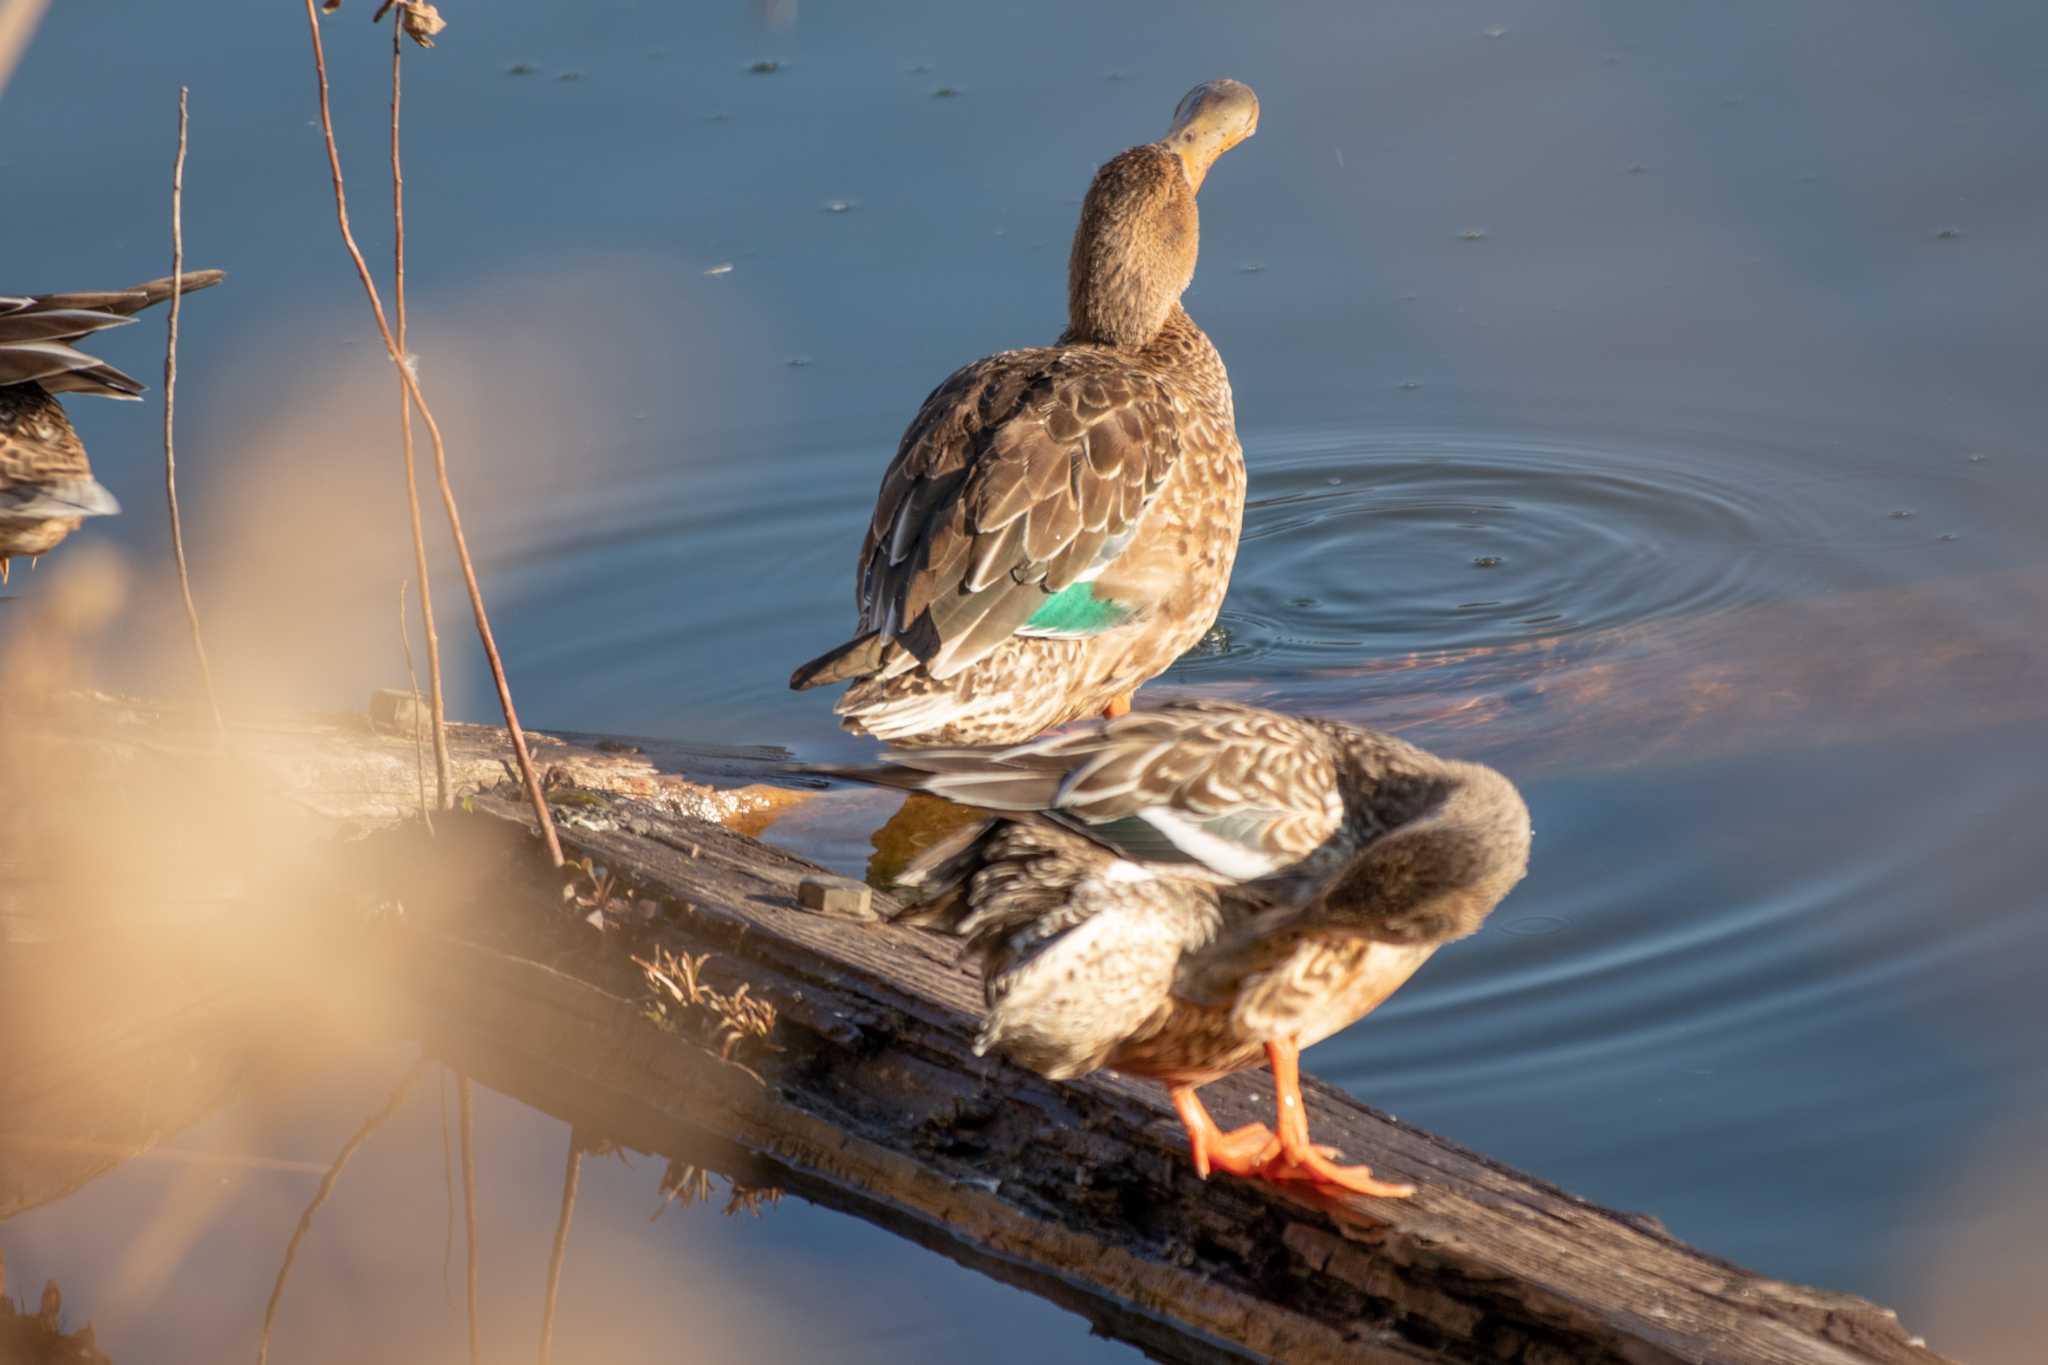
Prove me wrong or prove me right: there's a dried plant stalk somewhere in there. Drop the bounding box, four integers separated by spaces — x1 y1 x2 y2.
163 87 224 739
537 1137 582 1365
459 1073 480 1365
398 579 433 832
257 1061 424 1364
298 0 560 864
390 17 450 809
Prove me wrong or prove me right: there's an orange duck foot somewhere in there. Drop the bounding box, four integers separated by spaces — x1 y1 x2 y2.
1171 1086 1279 1179
1102 691 1134 720
1263 1038 1415 1198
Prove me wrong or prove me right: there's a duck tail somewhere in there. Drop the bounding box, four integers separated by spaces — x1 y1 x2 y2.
788 630 888 690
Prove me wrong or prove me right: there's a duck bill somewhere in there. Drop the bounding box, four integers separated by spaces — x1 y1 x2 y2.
1165 78 1260 193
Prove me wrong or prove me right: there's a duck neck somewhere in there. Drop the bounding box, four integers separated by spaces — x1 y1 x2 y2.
1062 146 1199 350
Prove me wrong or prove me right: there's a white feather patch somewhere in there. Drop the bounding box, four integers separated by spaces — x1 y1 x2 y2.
1134 805 1284 881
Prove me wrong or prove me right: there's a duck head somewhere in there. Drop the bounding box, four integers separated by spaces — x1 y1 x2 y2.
1066 78 1259 350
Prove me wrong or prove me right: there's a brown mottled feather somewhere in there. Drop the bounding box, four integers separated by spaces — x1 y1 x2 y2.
823 701 1532 1086
791 108 1250 746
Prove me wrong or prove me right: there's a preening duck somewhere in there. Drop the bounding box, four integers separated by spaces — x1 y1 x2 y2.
823 700 1532 1197
0 271 225 583
791 80 1259 746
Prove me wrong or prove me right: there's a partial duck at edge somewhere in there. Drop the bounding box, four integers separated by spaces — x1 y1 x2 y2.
0 272 225 583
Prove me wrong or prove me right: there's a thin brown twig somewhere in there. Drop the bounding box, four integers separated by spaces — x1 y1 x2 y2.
391 13 450 809
459 1074 481 1365
163 87 224 740
537 1136 582 1365
257 1060 424 1365
298 0 560 864
438 1064 455 1300
398 578 433 833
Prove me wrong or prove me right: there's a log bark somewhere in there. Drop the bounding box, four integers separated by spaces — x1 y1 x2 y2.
366 782 1950 1365
1 697 1955 1365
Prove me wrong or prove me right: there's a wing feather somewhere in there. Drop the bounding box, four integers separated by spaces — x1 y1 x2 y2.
852 346 1182 678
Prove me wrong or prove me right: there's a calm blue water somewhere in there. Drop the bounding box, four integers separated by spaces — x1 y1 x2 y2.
5 2 2048 1361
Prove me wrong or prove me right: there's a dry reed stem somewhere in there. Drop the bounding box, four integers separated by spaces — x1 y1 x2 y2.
298 0 560 865
257 1060 424 1365
459 1073 480 1365
390 16 450 809
163 87 224 740
438 1066 455 1300
398 578 433 832
537 1137 582 1365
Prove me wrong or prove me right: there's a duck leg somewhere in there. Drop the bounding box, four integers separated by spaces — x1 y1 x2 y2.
1169 1085 1279 1179
1260 1038 1416 1198
1102 691 1134 720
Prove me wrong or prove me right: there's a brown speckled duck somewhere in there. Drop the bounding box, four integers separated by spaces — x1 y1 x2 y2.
0 271 224 583
790 80 1259 746
824 700 1532 1197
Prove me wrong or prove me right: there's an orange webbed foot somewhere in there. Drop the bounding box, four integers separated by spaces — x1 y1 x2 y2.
1264 1039 1416 1199
1171 1087 1279 1179
1102 691 1134 720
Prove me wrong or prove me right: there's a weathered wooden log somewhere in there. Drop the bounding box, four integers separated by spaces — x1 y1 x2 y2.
358 783 1951 1365
1 694 1955 1364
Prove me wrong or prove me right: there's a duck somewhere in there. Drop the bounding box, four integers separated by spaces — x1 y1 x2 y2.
0 271 225 584
820 700 1532 1197
790 80 1259 747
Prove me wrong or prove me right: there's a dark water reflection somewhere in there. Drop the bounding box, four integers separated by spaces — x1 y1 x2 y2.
5 0 2048 1361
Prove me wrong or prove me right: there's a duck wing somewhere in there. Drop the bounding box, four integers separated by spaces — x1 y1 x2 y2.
853 345 1182 681
832 701 1345 883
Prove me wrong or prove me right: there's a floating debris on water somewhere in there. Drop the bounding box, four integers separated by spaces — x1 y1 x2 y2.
703 262 735 277
1484 25 1508 39
1626 163 1649 175
1325 476 1343 486
786 356 812 368
1502 914 1568 937
749 59 782 74
1967 452 1990 463
1472 555 1505 569
1887 509 1917 520
558 70 584 83
505 62 537 76
1398 379 1424 391
1105 70 1126 83
822 198 858 214
932 86 961 98
1458 227 1488 241
1238 262 1266 274
1933 227 1963 240
1937 532 1959 542
706 111 733 123
908 63 933 75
